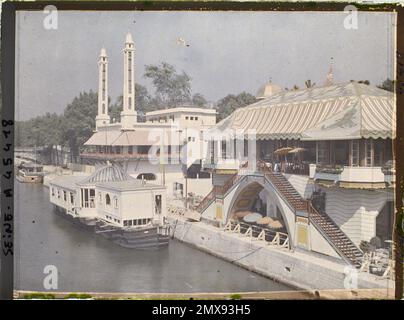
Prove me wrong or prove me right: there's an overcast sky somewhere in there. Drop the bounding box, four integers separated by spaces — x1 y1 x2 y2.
15 10 395 120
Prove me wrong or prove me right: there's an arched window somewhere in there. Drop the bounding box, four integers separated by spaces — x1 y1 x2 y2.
105 194 111 206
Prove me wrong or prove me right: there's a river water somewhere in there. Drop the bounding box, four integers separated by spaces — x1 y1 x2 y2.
14 181 291 293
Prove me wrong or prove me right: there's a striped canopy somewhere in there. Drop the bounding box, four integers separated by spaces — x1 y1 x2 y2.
214 82 395 141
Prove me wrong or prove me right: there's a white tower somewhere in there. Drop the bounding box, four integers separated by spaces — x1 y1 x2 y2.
120 32 137 129
95 48 110 129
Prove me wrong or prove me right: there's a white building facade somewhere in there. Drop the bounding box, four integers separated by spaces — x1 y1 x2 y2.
81 33 217 199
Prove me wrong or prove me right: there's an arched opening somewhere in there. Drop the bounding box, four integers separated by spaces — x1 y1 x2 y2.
105 194 111 206
227 181 289 236
136 173 157 181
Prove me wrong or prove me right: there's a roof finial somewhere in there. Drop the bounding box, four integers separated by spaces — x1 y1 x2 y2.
325 57 334 86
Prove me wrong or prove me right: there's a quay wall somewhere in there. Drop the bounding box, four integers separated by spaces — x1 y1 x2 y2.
168 217 392 291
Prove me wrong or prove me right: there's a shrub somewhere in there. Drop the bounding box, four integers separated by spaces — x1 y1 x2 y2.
64 293 93 299
23 293 55 299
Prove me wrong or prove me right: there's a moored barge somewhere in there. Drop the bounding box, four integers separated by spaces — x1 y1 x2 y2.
49 163 170 249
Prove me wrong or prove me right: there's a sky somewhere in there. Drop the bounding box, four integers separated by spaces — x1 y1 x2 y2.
15 10 395 120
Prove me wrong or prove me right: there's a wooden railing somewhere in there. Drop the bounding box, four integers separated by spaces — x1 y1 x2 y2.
196 172 244 213
256 160 309 212
195 185 221 213
217 173 243 196
223 220 289 249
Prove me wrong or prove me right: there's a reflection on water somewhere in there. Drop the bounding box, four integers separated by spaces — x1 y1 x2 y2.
14 181 291 293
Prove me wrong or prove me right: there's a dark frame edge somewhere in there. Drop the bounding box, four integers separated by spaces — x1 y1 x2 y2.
395 6 404 301
0 0 401 300
0 1 16 300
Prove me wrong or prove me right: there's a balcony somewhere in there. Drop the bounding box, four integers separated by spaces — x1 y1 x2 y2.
310 164 392 189
202 158 242 173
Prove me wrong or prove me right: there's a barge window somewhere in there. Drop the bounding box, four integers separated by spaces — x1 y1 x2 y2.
51 188 55 196
105 194 111 206
63 191 67 202
89 189 95 208
114 197 118 209
84 189 88 207
70 193 74 205
155 195 162 215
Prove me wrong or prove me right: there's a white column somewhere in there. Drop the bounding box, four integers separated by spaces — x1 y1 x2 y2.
121 33 137 129
95 48 110 129
217 140 222 162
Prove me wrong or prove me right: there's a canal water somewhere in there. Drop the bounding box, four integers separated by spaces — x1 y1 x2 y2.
14 181 291 293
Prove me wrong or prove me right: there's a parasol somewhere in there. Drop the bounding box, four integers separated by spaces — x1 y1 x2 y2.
235 210 252 219
288 147 306 154
274 147 293 155
243 212 263 223
268 219 283 229
257 216 274 225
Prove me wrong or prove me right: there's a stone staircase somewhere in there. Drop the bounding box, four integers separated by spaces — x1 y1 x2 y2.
262 168 363 268
308 207 363 268
196 162 363 268
195 173 243 213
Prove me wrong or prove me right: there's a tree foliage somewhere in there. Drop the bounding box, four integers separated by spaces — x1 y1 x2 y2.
192 93 208 107
16 112 63 147
215 92 257 122
61 91 98 156
377 78 394 92
144 62 193 108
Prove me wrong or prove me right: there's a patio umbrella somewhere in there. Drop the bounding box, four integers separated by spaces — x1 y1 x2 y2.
288 147 306 154
235 210 252 219
274 147 293 172
268 219 283 229
257 216 274 225
243 212 263 223
274 147 293 155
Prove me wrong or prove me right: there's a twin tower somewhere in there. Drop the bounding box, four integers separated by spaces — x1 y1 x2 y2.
96 33 137 130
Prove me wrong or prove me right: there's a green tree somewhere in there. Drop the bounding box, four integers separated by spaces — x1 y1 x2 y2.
215 92 257 122
61 91 97 157
144 62 192 108
350 79 370 85
305 80 316 88
15 113 63 147
377 78 394 92
192 93 208 107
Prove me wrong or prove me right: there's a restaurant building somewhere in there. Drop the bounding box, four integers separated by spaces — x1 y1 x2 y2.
200 81 395 266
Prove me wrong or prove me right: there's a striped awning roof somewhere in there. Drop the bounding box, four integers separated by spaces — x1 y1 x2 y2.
214 82 395 141
83 130 122 146
84 128 180 146
111 129 180 146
